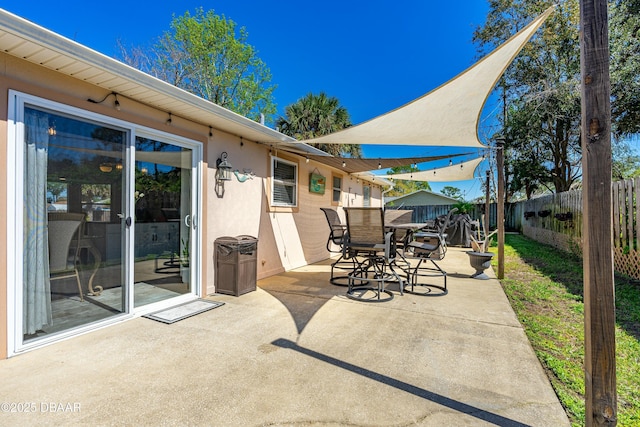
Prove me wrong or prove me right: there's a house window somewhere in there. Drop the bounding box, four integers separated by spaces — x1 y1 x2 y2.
363 185 371 207
271 156 297 207
332 175 342 205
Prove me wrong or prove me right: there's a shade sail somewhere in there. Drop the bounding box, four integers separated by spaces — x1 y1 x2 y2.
288 7 553 148
300 151 472 174
383 156 485 182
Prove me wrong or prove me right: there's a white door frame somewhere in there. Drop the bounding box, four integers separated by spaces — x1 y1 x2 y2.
6 90 203 356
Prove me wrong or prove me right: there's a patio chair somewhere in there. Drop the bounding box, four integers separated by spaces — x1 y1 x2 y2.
48 212 86 301
401 208 458 296
320 208 356 286
344 207 404 302
384 209 414 252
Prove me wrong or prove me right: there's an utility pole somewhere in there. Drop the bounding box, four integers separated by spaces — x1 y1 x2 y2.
580 0 617 425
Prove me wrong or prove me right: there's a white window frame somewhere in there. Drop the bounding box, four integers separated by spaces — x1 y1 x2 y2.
332 174 342 205
363 185 371 207
270 156 298 207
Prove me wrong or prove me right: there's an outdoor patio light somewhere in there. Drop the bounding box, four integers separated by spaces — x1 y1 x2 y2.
99 163 113 173
87 91 120 111
216 152 233 181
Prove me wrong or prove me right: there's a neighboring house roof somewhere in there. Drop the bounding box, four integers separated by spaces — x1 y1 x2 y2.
385 190 459 206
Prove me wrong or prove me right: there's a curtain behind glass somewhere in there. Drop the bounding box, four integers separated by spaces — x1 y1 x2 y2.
23 108 51 334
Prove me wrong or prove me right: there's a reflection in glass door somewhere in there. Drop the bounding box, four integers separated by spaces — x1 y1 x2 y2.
133 136 193 307
21 105 127 344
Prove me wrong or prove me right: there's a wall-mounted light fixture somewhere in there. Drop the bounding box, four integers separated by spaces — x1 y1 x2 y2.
216 152 233 181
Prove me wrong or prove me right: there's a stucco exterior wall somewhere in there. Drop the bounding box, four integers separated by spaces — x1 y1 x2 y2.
0 51 386 357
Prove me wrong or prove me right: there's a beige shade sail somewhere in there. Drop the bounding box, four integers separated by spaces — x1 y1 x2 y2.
287 7 554 149
382 156 485 182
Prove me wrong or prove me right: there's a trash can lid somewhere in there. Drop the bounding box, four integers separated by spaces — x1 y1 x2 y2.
215 235 258 243
236 234 258 242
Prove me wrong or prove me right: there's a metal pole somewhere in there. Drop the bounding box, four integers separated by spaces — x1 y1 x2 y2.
496 137 505 280
485 169 490 235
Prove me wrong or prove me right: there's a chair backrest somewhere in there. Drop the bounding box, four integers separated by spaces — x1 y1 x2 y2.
344 207 386 248
384 209 413 225
320 208 345 246
48 212 85 273
436 208 459 236
410 208 458 260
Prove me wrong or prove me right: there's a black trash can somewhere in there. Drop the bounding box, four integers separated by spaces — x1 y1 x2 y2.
215 235 258 296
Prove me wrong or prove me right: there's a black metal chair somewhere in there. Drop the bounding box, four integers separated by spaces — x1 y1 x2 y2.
401 208 458 296
384 209 414 253
344 207 404 302
320 208 356 286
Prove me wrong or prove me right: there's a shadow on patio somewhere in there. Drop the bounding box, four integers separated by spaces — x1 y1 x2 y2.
0 247 570 426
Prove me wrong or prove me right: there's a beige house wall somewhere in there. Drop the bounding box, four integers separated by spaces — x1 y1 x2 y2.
0 52 385 358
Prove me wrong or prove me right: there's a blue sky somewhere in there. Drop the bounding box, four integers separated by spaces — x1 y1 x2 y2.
4 1 497 199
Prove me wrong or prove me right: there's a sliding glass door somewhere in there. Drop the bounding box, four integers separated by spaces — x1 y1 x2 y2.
10 92 201 353
133 135 194 307
21 105 128 342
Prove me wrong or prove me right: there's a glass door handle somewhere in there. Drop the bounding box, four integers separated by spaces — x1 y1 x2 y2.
184 214 191 228
192 215 198 230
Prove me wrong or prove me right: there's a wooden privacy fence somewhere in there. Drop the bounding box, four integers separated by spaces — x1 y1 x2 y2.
390 203 521 232
390 176 640 280
518 177 640 280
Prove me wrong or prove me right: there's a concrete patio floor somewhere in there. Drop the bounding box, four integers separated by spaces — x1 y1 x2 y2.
0 247 570 426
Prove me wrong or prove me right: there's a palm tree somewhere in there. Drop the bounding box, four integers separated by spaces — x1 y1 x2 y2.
276 92 362 157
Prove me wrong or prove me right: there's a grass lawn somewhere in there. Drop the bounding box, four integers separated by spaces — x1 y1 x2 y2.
499 234 640 427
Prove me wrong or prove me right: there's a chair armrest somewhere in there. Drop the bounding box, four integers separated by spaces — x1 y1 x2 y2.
385 231 395 259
